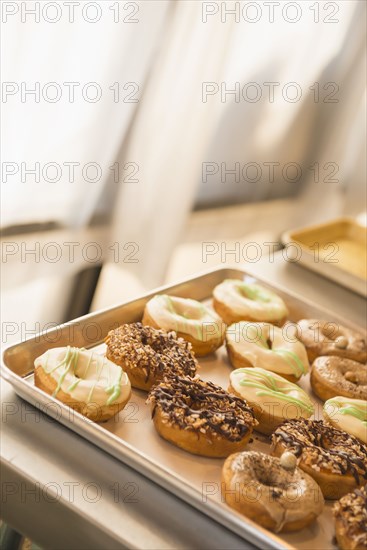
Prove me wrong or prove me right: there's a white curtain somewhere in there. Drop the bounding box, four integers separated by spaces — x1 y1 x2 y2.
2 1 170 228
111 0 366 287
2 0 366 304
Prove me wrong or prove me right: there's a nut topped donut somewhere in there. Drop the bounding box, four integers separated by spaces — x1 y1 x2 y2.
333 485 367 550
213 279 289 326
105 323 198 391
271 419 367 499
147 375 257 457
222 451 324 532
311 357 367 402
142 294 224 356
297 319 367 363
226 321 309 382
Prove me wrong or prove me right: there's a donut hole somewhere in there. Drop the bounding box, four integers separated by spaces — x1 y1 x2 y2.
168 299 204 321
344 371 358 384
252 462 286 490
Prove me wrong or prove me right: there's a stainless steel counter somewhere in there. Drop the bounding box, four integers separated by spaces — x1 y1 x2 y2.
2 253 366 549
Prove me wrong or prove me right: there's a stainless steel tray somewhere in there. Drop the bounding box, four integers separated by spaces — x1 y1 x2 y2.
2 267 365 550
282 217 367 297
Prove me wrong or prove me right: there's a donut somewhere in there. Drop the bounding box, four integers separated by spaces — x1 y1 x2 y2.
34 346 131 422
213 279 288 326
105 323 198 391
229 367 314 435
147 375 257 457
221 451 324 532
310 356 367 402
333 485 367 550
226 321 309 382
142 294 224 356
271 419 367 499
323 397 367 445
296 319 367 364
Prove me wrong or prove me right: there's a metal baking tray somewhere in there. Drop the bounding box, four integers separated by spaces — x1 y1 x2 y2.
2 267 365 550
282 217 367 297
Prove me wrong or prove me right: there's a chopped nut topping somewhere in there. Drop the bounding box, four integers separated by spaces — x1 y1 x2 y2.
272 419 367 483
147 375 257 442
105 323 198 383
333 485 367 547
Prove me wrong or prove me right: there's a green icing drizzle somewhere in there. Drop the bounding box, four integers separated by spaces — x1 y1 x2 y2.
161 295 207 341
105 369 123 406
49 347 80 397
67 378 81 392
238 283 272 303
46 348 124 406
273 349 306 376
238 368 313 413
327 401 367 424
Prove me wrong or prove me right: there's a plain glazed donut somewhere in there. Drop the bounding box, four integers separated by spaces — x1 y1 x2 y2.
34 347 131 422
296 319 367 364
323 397 367 445
229 367 314 435
221 451 324 532
213 279 289 326
271 419 367 499
226 321 309 382
310 357 367 402
333 485 367 550
105 323 198 391
142 294 224 356
147 375 257 457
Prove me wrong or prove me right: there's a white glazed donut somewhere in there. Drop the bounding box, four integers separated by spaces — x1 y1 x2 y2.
34 347 131 421
229 367 314 435
142 294 224 356
222 451 324 533
323 397 367 444
226 321 309 382
213 279 288 326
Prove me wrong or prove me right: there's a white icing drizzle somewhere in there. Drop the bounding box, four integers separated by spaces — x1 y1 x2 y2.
323 396 367 444
35 347 131 406
145 294 223 341
226 322 309 377
213 280 288 321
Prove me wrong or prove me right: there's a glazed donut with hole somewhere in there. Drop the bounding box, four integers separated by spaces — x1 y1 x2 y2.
297 319 367 364
142 294 224 356
323 397 367 445
34 346 131 422
229 367 314 435
222 451 324 533
213 279 289 326
310 356 367 402
226 321 309 382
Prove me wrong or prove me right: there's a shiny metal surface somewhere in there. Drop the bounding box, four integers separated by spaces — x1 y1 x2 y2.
282 217 367 296
2 259 366 549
